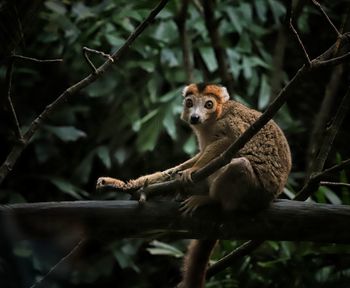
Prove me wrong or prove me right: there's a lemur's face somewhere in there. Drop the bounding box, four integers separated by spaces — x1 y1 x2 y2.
181 83 230 126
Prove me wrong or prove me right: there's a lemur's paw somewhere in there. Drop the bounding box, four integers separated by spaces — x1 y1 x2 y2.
96 177 126 191
178 167 198 183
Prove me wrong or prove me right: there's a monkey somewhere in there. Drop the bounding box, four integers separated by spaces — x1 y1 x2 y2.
96 83 292 288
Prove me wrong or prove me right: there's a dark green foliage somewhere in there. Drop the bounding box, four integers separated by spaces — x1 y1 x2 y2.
0 0 350 287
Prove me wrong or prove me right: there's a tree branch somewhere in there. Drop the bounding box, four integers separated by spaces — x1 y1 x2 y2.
0 0 170 185
175 0 194 82
5 58 22 141
202 0 235 95
2 199 350 243
311 0 341 37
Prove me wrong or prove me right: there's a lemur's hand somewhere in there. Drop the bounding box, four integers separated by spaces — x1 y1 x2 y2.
96 177 126 190
178 167 198 183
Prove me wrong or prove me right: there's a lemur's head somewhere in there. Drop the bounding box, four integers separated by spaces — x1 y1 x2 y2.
181 83 230 126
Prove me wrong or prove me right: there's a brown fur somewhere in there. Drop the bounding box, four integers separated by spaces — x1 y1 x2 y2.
96 83 292 288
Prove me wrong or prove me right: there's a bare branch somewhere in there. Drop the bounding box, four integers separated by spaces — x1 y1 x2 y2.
5 59 22 140
11 54 63 63
82 47 97 74
320 181 350 188
311 51 350 68
206 240 263 279
311 0 341 37
318 158 350 178
289 20 311 65
83 47 114 62
288 4 311 66
29 238 86 288
83 47 114 74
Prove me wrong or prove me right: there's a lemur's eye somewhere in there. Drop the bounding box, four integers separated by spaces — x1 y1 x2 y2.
204 100 214 109
185 98 193 108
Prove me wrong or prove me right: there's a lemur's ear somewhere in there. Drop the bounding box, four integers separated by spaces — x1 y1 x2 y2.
221 86 230 102
182 85 190 97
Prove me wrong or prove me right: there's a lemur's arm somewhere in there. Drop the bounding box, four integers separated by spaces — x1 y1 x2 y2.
180 138 231 182
96 153 200 191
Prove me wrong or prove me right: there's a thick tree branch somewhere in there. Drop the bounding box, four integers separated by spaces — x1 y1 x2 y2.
1 200 350 243
0 0 169 185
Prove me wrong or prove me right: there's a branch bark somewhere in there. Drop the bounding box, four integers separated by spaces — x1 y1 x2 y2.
1 199 350 243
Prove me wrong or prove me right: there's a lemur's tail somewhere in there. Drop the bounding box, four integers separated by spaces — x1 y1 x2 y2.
178 239 217 288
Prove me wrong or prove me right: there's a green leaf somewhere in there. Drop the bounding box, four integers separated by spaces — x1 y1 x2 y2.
49 177 86 199
258 75 271 109
163 108 177 140
283 187 295 199
136 110 163 152
226 8 243 34
183 135 197 155
96 146 111 169
319 186 342 205
237 33 252 53
85 75 117 97
242 56 253 79
268 0 286 24
105 34 125 47
113 148 128 165
74 151 95 184
13 241 32 258
72 2 94 22
199 47 218 72
147 240 184 258
45 0 67 15
254 0 268 22
44 125 87 142
161 48 179 67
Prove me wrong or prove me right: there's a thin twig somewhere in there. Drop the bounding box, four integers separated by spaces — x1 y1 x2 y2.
11 55 63 63
312 51 350 68
5 59 23 141
82 48 97 74
311 0 341 37
318 158 350 178
320 181 350 188
289 19 311 65
83 47 115 74
29 238 86 288
83 47 114 62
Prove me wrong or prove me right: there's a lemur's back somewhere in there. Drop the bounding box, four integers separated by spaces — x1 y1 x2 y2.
218 100 292 196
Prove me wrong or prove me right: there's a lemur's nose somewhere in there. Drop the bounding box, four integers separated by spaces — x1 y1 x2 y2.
190 114 200 124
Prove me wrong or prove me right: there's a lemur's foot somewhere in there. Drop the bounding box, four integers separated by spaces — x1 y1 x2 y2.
96 177 126 190
179 195 213 216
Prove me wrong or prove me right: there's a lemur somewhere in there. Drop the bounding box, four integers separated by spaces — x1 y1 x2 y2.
97 83 292 288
